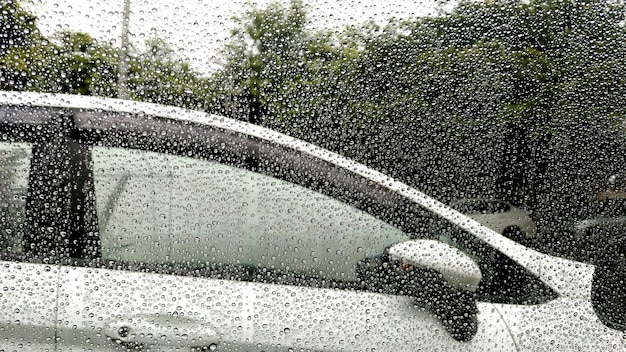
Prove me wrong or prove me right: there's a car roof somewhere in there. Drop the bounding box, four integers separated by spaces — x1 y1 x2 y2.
2 92 429 200
0 91 544 274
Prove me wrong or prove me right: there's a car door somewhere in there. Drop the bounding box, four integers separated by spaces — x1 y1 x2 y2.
54 107 517 351
0 106 66 351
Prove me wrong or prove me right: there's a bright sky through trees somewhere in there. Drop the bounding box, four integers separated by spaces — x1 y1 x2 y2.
29 0 446 73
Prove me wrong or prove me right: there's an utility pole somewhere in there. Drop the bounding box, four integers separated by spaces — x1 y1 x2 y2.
117 0 131 99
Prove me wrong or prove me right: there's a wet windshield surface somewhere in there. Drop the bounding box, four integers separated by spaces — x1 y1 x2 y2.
2 0 626 349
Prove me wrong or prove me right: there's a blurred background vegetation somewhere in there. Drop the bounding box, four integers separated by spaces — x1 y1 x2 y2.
2 0 626 255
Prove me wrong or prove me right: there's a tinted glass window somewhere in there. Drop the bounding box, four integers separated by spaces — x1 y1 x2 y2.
85 138 554 303
0 142 30 255
92 146 409 282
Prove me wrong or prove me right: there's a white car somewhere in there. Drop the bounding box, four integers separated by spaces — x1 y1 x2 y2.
0 92 623 351
450 198 537 242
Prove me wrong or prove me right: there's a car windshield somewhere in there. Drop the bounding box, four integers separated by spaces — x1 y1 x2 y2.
2 0 626 349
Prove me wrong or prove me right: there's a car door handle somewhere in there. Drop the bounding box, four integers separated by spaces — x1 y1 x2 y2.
104 314 220 349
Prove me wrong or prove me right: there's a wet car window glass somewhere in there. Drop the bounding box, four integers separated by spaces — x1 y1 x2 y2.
4 0 626 348
0 142 30 254
92 146 409 282
87 139 555 304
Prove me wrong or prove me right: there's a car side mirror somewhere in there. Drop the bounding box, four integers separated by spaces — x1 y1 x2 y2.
387 239 483 342
388 239 483 292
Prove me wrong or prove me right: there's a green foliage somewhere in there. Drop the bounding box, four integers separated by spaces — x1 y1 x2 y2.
0 1 117 94
52 31 119 96
0 0 37 56
0 0 50 90
0 1 212 109
215 0 309 122
213 0 626 204
128 36 212 110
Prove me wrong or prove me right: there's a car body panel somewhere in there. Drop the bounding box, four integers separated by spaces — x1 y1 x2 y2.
494 297 625 351
494 254 626 350
0 261 59 352
56 265 515 352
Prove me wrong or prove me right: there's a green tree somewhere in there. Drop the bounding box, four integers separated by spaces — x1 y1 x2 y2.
53 31 118 96
0 0 37 56
0 0 60 91
315 0 626 204
214 0 626 210
425 0 626 206
214 0 308 123
128 36 212 110
1 1 212 107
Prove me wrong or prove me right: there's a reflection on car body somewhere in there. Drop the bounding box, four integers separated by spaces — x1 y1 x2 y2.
573 195 626 238
450 198 537 243
0 92 623 351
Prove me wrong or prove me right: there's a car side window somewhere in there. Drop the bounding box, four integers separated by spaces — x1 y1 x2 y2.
91 146 409 284
0 142 31 255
